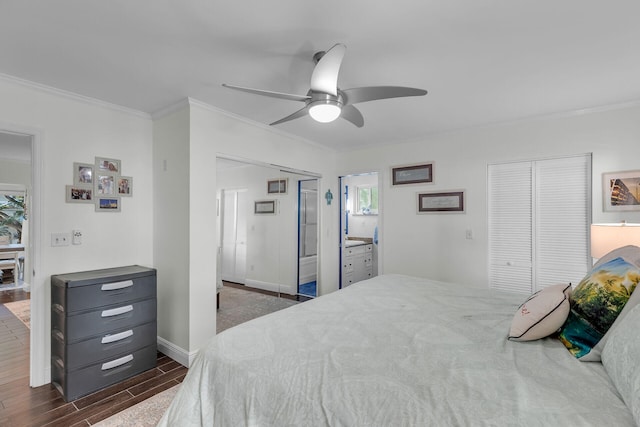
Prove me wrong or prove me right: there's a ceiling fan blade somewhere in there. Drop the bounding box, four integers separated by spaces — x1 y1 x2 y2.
222 84 310 102
310 43 346 96
340 105 364 128
342 86 427 105
269 106 309 126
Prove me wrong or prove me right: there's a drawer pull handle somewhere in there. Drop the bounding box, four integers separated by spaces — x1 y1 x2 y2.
101 354 133 371
101 329 133 344
101 280 134 291
101 305 133 317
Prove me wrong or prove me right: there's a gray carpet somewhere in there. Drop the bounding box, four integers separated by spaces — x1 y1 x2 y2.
217 285 300 333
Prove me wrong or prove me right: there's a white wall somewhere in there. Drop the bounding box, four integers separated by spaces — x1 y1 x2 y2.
0 76 154 385
0 158 31 185
153 99 338 363
339 104 640 288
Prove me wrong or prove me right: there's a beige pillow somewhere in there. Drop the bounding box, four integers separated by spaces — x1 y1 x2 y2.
508 283 572 342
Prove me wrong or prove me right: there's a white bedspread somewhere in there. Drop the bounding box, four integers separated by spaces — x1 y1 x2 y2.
158 274 633 426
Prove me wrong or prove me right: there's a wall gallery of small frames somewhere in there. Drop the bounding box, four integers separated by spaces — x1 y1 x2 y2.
65 157 133 212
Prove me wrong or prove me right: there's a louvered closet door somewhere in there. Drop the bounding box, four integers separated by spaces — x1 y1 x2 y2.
488 161 533 294
535 155 591 288
488 154 591 294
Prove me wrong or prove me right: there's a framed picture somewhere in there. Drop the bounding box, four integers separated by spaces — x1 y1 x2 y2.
117 176 133 196
392 163 433 185
267 178 288 194
95 197 121 212
254 200 276 215
73 162 94 185
603 170 640 211
65 185 93 203
95 173 116 195
417 190 465 213
95 157 121 174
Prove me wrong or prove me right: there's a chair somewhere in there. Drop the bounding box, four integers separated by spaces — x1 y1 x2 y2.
0 235 19 284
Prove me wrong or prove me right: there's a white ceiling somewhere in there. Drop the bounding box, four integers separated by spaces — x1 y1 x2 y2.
2 1 640 152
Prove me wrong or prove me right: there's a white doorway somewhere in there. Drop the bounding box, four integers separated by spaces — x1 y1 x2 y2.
0 127 44 387
220 188 248 284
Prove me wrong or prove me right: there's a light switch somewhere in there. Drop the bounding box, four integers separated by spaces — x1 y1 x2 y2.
51 232 71 247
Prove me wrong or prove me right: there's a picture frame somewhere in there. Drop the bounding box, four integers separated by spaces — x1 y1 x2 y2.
65 185 93 203
117 176 133 196
73 162 94 185
267 178 288 194
417 190 465 213
95 156 121 174
254 200 276 215
95 197 121 212
603 170 640 211
95 173 116 195
392 163 434 185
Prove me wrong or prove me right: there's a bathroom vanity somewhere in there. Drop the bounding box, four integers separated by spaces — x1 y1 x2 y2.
341 240 373 288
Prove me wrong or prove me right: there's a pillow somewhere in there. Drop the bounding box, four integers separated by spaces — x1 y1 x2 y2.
558 256 640 361
602 303 640 425
594 245 640 270
508 283 572 341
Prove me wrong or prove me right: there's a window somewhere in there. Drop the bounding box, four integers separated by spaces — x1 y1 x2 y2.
488 154 591 294
356 185 378 215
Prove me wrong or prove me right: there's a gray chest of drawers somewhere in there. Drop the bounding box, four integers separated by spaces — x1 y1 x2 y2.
51 265 157 401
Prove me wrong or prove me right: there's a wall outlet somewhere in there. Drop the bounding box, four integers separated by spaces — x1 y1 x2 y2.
51 232 71 247
72 230 82 245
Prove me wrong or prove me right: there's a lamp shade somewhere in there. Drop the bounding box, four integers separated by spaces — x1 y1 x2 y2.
590 223 640 258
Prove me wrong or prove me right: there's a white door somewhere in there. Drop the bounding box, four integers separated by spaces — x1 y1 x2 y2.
221 189 247 284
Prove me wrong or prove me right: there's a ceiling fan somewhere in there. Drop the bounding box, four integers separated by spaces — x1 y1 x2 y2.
222 43 427 127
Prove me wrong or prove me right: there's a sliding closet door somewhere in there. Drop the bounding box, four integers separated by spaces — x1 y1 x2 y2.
488 154 591 294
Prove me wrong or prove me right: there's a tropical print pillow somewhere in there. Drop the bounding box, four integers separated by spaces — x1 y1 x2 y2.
559 257 640 359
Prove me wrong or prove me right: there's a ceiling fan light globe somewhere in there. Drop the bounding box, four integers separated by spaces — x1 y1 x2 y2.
309 103 341 123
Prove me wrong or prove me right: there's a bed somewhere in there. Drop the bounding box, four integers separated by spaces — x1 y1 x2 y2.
159 248 640 426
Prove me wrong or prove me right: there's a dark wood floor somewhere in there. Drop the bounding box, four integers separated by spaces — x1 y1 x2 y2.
0 288 188 426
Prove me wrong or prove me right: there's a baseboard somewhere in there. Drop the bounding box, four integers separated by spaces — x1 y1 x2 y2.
244 278 296 295
157 336 199 368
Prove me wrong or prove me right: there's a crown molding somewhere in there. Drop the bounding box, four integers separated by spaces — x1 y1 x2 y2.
0 72 151 119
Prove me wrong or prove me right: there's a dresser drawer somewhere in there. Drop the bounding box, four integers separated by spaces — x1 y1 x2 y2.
52 274 156 314
52 344 157 402
52 321 156 370
53 298 156 343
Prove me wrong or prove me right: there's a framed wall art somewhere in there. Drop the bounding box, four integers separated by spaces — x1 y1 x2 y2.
267 178 288 194
255 200 276 214
95 197 121 212
65 185 93 203
603 170 640 211
95 173 116 195
95 157 121 174
117 176 133 196
417 190 465 213
392 163 433 185
73 162 94 185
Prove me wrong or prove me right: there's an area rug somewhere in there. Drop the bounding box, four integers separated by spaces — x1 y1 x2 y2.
3 299 30 329
93 384 180 426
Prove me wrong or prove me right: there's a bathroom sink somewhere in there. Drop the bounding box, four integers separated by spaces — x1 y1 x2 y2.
344 240 366 247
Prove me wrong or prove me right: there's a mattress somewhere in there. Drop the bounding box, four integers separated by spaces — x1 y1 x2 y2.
158 274 633 426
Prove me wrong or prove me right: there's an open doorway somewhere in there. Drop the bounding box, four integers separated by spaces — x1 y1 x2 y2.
0 128 42 387
339 172 379 289
297 179 318 298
